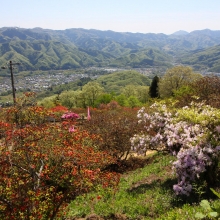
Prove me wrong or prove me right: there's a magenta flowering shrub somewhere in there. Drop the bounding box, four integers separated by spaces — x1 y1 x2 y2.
61 112 80 120
61 112 80 133
131 101 220 195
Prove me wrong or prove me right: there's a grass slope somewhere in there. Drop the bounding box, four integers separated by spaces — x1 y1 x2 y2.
65 153 220 220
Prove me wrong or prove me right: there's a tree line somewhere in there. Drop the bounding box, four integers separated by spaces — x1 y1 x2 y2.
39 66 216 109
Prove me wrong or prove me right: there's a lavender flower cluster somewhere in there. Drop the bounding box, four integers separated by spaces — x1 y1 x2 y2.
131 102 220 195
173 144 220 195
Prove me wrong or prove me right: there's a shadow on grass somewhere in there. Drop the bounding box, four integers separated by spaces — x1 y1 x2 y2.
102 154 158 174
127 178 163 194
161 178 220 207
126 177 214 208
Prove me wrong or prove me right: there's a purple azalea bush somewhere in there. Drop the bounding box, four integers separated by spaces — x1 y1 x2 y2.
131 102 220 195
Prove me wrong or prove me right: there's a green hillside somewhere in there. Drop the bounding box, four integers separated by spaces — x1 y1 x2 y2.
0 39 172 71
0 40 115 70
180 44 220 72
95 70 151 94
35 70 151 99
109 48 172 68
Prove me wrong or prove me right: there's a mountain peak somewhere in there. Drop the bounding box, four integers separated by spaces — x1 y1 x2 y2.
171 30 189 36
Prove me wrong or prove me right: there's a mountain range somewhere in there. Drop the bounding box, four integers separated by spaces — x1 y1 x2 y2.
1 27 220 72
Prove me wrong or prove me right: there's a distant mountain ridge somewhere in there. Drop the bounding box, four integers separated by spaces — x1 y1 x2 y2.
1 27 220 71
171 30 189 36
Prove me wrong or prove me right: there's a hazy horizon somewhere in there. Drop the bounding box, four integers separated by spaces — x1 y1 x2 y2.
1 26 219 36
0 0 219 35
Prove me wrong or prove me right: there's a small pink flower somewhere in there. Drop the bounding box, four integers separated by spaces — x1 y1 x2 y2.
69 126 75 132
87 107 91 120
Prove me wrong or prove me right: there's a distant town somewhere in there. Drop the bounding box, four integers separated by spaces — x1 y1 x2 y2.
0 67 163 94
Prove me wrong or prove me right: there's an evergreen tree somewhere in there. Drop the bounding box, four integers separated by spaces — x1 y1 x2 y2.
149 76 159 98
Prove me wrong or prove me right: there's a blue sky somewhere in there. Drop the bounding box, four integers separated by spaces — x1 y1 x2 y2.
0 0 220 34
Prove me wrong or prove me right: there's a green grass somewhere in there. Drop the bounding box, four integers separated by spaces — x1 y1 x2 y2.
64 153 220 219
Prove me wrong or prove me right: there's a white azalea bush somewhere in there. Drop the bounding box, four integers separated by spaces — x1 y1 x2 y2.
131 101 220 195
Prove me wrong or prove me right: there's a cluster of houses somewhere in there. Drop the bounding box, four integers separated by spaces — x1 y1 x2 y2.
0 67 159 95
0 72 88 94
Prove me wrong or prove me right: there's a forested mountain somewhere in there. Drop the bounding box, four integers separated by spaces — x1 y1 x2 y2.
0 40 115 70
180 44 220 72
1 27 220 71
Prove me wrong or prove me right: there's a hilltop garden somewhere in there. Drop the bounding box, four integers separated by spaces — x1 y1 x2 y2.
0 66 220 219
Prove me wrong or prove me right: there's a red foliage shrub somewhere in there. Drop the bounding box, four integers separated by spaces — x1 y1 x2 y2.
192 75 220 108
80 107 142 160
176 75 220 108
50 105 68 113
0 94 120 219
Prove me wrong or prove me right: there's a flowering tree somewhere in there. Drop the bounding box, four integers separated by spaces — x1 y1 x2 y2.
131 101 220 195
0 93 120 219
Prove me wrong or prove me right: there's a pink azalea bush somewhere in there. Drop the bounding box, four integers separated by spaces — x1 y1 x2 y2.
61 112 80 120
61 112 80 133
131 101 220 195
